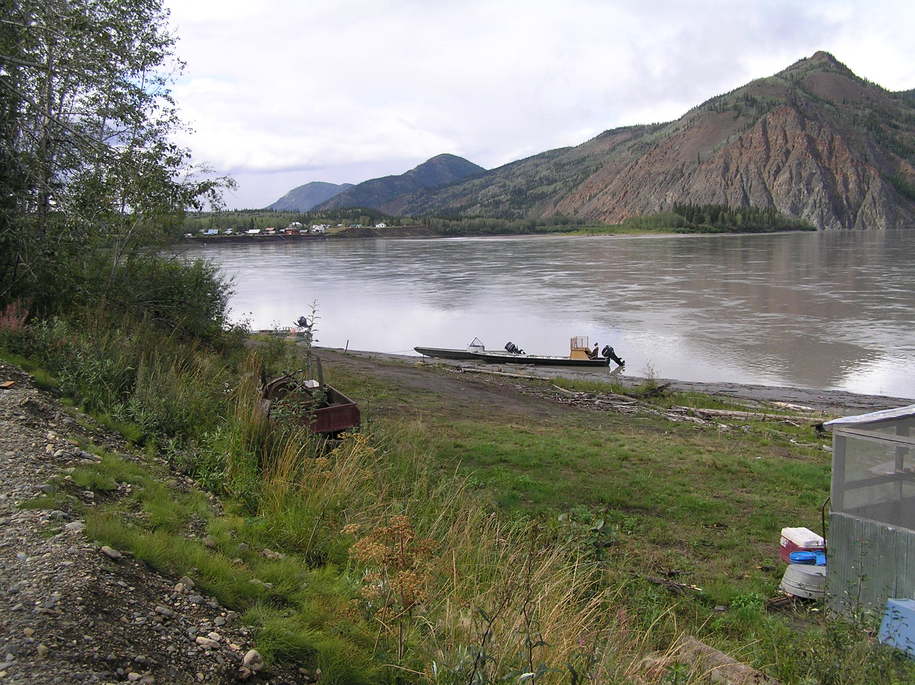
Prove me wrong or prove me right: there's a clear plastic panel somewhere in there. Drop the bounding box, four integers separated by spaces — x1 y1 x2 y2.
835 434 915 531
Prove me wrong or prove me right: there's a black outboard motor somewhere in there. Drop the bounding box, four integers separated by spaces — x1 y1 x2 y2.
601 344 624 366
504 341 525 355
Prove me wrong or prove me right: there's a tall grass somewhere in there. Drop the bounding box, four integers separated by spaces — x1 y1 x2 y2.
8 307 908 683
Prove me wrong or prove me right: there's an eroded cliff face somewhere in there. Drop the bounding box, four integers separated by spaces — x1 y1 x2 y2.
394 52 915 229
562 105 915 230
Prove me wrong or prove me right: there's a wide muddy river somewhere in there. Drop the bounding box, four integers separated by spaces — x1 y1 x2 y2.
180 230 915 398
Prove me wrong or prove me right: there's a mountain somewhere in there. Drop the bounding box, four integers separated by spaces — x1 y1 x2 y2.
316 154 486 211
267 182 354 211
392 52 915 230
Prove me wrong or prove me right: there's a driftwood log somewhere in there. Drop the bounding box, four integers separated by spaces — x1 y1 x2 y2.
639 636 781 685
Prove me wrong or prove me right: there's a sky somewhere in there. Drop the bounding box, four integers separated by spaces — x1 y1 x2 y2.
164 0 915 210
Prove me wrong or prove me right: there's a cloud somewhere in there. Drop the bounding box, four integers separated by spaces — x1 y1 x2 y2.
164 0 915 208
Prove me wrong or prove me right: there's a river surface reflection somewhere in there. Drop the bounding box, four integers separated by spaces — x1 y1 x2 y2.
180 231 915 398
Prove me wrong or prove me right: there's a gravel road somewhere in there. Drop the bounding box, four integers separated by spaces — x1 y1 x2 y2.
0 363 300 684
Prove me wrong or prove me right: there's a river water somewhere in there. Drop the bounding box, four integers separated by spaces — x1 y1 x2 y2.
180 230 915 398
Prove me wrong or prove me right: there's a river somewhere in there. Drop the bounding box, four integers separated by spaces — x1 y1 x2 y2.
179 230 915 399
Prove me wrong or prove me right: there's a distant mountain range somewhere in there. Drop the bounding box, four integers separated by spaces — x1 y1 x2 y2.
270 52 915 229
316 154 486 211
267 182 353 211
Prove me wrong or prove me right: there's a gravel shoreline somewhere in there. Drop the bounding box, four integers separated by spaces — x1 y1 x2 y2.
320 347 912 415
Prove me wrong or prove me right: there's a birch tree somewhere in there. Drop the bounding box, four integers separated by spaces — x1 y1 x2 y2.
0 0 231 310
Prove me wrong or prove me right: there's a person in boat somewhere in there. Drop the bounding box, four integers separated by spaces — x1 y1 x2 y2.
504 341 525 355
601 344 625 366
588 343 600 360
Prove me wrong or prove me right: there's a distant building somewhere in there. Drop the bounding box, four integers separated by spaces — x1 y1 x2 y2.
264 227 276 235
311 225 327 234
375 222 387 228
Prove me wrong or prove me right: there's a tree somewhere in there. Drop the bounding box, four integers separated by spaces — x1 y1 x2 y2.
0 0 232 311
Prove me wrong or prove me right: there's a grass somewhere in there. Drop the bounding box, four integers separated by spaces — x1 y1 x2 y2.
6 316 914 683
322 358 915 683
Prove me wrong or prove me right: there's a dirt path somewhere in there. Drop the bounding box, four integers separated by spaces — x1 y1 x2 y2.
318 348 912 416
319 349 572 421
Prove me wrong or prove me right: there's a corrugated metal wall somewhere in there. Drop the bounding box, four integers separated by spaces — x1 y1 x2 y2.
828 512 915 613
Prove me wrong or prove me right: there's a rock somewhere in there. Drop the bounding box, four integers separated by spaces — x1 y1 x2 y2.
207 632 221 642
64 521 85 533
202 536 217 549
187 594 203 604
237 542 249 552
242 649 264 672
178 575 195 588
22 627 33 637
36 643 48 658
195 636 219 649
213 616 226 627
100 545 122 560
154 605 175 618
127 673 142 682
238 666 253 680
261 547 284 560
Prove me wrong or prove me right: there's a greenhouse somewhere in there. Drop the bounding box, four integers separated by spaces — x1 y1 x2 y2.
825 405 915 613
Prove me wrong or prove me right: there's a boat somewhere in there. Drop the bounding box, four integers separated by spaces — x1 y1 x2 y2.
414 336 624 368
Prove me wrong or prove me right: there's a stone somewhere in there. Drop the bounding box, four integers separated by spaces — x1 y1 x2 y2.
154 605 174 618
195 636 219 649
207 632 221 642
213 616 226 627
178 576 195 588
127 673 142 682
187 594 203 604
261 547 284 560
36 644 48 658
64 521 85 533
22 628 33 637
236 542 249 552
242 649 263 672
202 536 217 549
100 546 122 560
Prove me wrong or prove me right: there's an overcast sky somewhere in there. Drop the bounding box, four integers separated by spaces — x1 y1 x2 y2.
164 0 915 210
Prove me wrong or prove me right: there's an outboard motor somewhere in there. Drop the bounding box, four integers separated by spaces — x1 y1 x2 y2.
601 344 624 366
504 341 525 355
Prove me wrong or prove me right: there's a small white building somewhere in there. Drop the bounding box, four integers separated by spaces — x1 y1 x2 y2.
375 222 387 228
311 225 327 234
245 229 261 235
